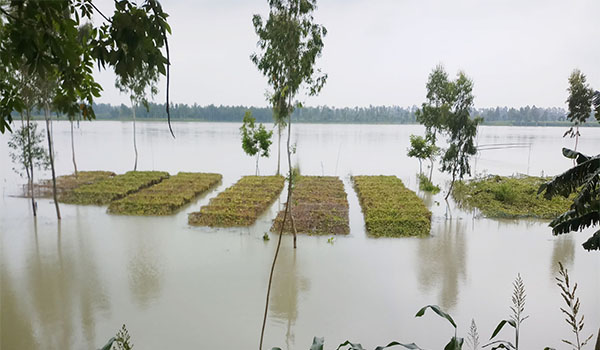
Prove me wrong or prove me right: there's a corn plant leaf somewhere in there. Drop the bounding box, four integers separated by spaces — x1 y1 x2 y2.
310 337 325 350
490 319 516 339
99 337 115 350
374 341 426 350
415 305 457 329
483 340 516 350
444 337 464 350
336 341 365 350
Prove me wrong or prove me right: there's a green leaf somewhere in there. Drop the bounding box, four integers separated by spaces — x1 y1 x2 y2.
490 319 516 339
444 337 464 350
99 337 115 350
374 341 426 350
336 340 365 350
415 304 457 328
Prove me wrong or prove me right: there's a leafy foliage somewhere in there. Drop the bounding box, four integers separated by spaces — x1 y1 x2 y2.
189 175 284 227
453 175 571 219
407 134 438 177
7 123 50 178
415 65 482 199
353 176 431 237
271 176 349 235
0 0 171 134
538 148 600 251
417 173 440 194
60 171 169 205
240 111 274 175
114 324 133 350
564 69 595 139
108 172 222 215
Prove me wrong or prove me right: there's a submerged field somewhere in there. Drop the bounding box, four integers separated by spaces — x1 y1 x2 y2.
188 175 284 226
108 172 222 215
353 175 431 237
271 176 349 235
59 171 169 205
29 170 116 197
452 175 572 219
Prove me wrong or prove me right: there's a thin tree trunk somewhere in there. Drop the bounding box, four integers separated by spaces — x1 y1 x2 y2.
70 118 78 177
286 118 297 249
44 104 61 220
418 159 422 175
276 124 281 175
132 102 138 171
594 327 599 350
26 111 36 216
256 153 260 176
429 158 434 182
445 170 456 201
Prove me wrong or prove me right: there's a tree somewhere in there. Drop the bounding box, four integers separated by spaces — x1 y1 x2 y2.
416 65 482 200
0 0 172 135
539 148 600 251
7 123 50 216
252 1 327 349
115 63 159 171
407 134 438 180
240 111 273 175
251 0 327 249
564 69 594 154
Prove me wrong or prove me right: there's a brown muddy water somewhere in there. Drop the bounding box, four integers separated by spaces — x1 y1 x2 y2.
1 121 599 349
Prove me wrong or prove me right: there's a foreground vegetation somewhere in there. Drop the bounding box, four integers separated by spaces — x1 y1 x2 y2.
60 171 169 205
188 175 284 227
271 176 349 235
353 176 431 237
452 175 572 219
31 171 115 198
107 172 221 215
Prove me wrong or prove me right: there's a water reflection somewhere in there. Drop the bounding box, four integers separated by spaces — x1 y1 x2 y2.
127 230 165 308
417 219 468 311
550 235 575 273
269 248 310 350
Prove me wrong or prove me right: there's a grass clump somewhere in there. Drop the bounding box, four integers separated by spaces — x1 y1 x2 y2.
417 173 440 194
60 171 169 205
352 175 431 237
271 176 349 235
452 175 572 219
30 171 116 197
107 172 222 215
188 175 284 227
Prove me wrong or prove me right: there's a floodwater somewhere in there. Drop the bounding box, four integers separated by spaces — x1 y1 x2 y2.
1 121 599 350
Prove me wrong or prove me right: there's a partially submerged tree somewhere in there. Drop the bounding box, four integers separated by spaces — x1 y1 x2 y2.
115 63 159 171
240 111 273 175
8 123 50 216
564 69 595 154
407 134 438 180
416 65 482 200
252 0 327 348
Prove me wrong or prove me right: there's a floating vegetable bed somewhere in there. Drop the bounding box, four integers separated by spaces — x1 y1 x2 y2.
271 176 349 235
60 171 169 205
352 175 431 237
188 175 284 227
452 175 571 219
108 172 222 215
29 171 116 198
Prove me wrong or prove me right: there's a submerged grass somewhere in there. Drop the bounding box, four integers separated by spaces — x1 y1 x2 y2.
352 175 431 237
452 175 572 219
188 175 284 227
30 171 116 197
60 171 169 205
271 176 349 235
417 173 441 194
107 172 222 215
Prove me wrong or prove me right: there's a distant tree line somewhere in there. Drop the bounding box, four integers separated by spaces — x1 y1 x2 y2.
21 103 598 126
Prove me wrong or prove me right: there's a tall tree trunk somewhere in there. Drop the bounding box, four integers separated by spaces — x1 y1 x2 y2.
70 118 78 177
276 124 281 175
44 104 61 220
132 102 138 171
26 111 36 216
418 159 422 175
445 169 456 201
286 117 297 249
594 327 599 350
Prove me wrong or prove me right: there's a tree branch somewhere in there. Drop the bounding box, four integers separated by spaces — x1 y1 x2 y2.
90 1 111 23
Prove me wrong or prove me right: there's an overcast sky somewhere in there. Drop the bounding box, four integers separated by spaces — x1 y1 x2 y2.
93 0 600 109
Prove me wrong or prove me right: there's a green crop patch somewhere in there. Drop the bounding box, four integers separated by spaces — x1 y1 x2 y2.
188 175 284 227
107 172 222 215
60 171 169 205
271 176 349 235
31 171 116 198
452 175 572 219
352 175 431 237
